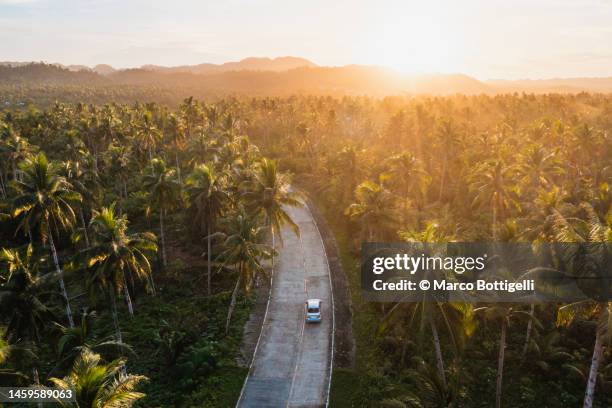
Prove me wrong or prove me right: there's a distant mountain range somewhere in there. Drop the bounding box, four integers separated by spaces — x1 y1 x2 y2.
1 57 612 95
0 56 316 76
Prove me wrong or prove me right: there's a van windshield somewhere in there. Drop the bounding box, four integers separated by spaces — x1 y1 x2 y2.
307 307 319 313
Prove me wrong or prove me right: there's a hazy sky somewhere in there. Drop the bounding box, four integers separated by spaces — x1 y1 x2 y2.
1 0 612 79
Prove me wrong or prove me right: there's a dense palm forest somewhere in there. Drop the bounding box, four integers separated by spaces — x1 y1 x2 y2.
1 92 611 407
0 98 299 406
238 93 611 408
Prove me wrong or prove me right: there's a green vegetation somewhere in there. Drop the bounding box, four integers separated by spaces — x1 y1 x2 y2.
244 94 611 408
1 90 611 407
0 98 297 407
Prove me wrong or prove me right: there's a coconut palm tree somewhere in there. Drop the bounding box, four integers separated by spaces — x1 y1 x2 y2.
12 153 81 327
553 203 611 408
0 245 57 388
52 310 132 372
383 151 430 226
142 158 180 267
186 164 229 295
59 160 99 248
80 205 157 343
166 114 186 185
470 159 519 240
50 348 147 408
475 305 540 408
134 111 161 164
0 245 56 344
346 180 395 241
246 158 300 268
0 125 34 181
216 209 271 333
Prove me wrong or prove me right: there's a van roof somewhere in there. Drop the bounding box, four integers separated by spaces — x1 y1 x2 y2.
307 299 321 308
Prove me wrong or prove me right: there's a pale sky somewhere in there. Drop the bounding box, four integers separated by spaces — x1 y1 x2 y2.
1 0 612 79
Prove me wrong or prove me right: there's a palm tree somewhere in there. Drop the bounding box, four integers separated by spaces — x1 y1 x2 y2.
142 159 180 267
166 114 186 185
134 111 161 164
0 245 56 387
103 143 132 215
247 158 300 269
12 153 81 327
475 305 539 408
0 245 56 344
384 151 430 226
435 118 461 202
0 125 34 181
186 164 229 295
81 205 157 343
470 160 519 240
53 310 132 372
553 203 611 408
216 210 271 333
59 160 99 248
346 180 395 241
50 348 147 408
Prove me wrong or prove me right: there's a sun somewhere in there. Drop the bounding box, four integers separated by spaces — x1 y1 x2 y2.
362 5 466 74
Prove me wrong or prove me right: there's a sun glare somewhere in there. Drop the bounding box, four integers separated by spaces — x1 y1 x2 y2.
363 4 465 74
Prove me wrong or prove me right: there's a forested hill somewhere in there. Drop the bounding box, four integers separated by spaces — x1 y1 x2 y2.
0 63 107 86
0 63 490 96
2 64 612 107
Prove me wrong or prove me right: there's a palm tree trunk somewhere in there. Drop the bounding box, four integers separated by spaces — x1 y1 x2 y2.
496 319 507 408
438 155 447 201
32 367 42 408
123 275 134 317
175 150 182 185
521 303 535 358
582 328 603 408
110 290 123 343
0 171 6 198
225 273 242 334
492 197 498 241
430 319 447 388
160 209 167 267
49 233 74 328
79 207 90 248
207 221 212 296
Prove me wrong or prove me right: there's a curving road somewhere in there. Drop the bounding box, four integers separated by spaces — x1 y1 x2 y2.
237 203 333 408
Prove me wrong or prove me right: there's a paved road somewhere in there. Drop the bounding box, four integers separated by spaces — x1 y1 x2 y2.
237 203 333 408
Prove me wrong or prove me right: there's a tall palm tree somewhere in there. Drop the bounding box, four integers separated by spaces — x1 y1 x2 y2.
0 125 34 181
435 118 461 202
216 210 271 333
553 203 611 408
50 348 147 408
52 310 132 373
59 160 99 248
470 160 519 240
0 245 56 344
134 111 161 164
384 151 430 226
12 153 81 327
142 159 180 267
346 180 395 241
186 164 229 295
247 158 300 268
0 245 56 387
81 205 157 343
475 305 540 408
166 114 185 185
